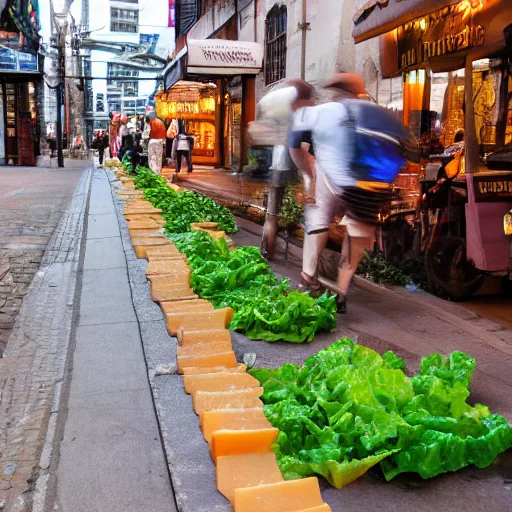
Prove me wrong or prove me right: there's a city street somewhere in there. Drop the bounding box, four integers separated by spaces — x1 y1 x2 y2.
1 163 511 512
2 0 512 511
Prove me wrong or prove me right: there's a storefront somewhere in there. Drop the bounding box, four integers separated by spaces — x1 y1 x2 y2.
155 80 220 165
354 0 512 293
161 38 262 170
0 50 41 166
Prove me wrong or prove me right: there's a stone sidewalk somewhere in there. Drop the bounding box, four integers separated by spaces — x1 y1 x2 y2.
0 161 86 353
0 163 91 512
50 168 176 512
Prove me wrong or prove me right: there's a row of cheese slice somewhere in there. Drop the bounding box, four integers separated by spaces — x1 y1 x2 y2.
121 191 332 512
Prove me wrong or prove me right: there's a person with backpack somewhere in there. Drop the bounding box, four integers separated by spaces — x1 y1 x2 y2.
289 73 418 313
172 122 194 173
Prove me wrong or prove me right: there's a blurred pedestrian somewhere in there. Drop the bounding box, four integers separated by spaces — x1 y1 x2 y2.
147 113 167 174
95 131 106 165
289 73 414 312
172 122 194 173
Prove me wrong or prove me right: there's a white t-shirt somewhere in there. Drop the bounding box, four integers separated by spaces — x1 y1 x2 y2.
291 102 355 189
176 134 190 151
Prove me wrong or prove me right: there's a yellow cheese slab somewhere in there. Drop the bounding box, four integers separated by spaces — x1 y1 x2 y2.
190 227 226 240
177 341 233 358
149 274 191 288
177 351 238 374
183 373 259 395
126 220 160 230
129 229 163 239
146 259 190 277
132 239 173 259
211 428 279 463
190 222 219 230
177 328 231 347
192 387 263 416
125 214 165 225
201 408 272 443
181 364 247 376
295 505 332 512
233 477 324 512
217 453 284 503
150 281 197 302
151 288 198 302
166 308 222 336
160 299 212 315
179 308 234 331
146 250 185 261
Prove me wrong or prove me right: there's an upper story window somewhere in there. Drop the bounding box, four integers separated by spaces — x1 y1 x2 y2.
111 7 139 33
265 5 287 86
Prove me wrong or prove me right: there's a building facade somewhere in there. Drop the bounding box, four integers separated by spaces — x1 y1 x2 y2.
162 0 383 171
86 0 174 139
0 0 42 165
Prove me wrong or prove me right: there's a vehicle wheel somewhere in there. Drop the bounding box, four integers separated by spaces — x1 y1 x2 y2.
425 236 484 301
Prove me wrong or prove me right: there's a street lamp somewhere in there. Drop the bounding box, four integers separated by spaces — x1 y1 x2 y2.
51 0 74 167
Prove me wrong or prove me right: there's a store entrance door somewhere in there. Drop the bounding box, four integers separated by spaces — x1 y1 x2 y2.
3 81 36 166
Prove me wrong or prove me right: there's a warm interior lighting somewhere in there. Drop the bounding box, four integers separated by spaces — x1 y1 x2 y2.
419 18 426 31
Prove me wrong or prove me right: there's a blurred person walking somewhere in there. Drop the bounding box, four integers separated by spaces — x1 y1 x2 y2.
172 121 194 173
289 73 418 313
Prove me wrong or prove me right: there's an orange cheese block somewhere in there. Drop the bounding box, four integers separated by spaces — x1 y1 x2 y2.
177 351 238 374
146 249 185 261
165 309 222 336
193 387 263 416
125 216 165 227
125 207 162 214
177 341 233 358
216 453 284 503
132 239 173 259
149 274 191 287
295 505 332 512
201 408 272 444
177 328 231 347
181 364 247 376
211 428 279 463
183 373 259 395
146 261 190 278
191 227 226 240
160 299 212 315
129 230 164 239
152 288 198 302
190 222 219 230
233 477 324 512
126 219 159 230
179 308 234 331
150 281 196 302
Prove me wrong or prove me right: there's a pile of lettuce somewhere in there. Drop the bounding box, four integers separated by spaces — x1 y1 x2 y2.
250 339 512 486
171 231 337 343
132 166 237 234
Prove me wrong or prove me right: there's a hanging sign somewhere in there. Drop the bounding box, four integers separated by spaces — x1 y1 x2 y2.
397 2 485 70
187 39 263 75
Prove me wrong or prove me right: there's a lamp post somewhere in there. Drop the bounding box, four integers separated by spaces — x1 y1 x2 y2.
51 0 74 168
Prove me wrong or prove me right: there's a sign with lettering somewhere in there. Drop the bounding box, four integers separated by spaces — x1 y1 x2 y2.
397 2 485 70
187 39 263 75
474 174 512 202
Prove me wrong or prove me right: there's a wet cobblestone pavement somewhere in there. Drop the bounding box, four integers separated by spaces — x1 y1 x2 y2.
0 162 85 354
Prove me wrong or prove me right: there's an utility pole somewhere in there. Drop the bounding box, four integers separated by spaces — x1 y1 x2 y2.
56 26 65 168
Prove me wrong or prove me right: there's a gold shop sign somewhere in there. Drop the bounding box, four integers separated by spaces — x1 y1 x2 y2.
397 1 485 70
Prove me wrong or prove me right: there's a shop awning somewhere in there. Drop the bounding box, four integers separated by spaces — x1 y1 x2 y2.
375 0 512 77
162 39 263 90
353 0 461 43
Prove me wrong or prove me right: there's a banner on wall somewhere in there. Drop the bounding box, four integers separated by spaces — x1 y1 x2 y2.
168 0 175 27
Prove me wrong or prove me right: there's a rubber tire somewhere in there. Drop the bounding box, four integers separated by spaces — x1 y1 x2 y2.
425 236 484 301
